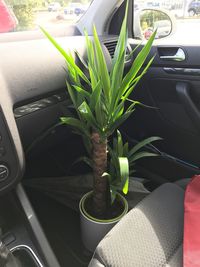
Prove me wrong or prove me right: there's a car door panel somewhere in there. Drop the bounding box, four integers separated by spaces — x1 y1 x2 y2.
123 42 200 181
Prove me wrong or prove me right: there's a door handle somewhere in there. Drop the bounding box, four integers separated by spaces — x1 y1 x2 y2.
160 48 186 62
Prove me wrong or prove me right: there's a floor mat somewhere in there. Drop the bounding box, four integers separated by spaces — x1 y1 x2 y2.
24 175 150 211
26 189 92 267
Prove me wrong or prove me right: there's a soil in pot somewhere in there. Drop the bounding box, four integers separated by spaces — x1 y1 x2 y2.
83 192 125 220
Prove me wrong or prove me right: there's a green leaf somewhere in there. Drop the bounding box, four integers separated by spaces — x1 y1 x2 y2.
84 29 96 72
68 51 82 86
125 41 142 61
90 81 101 110
74 50 89 70
60 117 80 126
126 98 157 110
123 142 129 157
117 56 155 107
72 85 90 99
60 117 88 136
111 0 129 71
129 151 158 163
110 51 126 113
128 137 162 158
84 30 99 90
108 110 133 135
117 130 123 157
40 26 91 85
119 157 129 195
78 101 98 129
126 102 137 113
123 178 129 195
66 80 77 108
110 1 129 111
88 64 98 91
95 98 105 129
121 31 157 96
121 55 155 107
110 185 118 204
93 25 111 104
111 101 125 122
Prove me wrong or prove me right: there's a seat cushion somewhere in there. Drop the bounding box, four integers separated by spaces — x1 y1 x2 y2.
89 183 184 267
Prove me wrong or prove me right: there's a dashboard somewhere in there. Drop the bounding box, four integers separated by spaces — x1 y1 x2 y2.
0 34 119 194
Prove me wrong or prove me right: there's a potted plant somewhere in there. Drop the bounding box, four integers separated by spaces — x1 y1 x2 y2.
41 1 159 252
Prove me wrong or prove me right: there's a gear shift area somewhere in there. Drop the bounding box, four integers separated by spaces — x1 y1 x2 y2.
0 192 44 267
0 241 20 267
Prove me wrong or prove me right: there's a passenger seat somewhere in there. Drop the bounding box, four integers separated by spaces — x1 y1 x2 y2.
89 183 184 267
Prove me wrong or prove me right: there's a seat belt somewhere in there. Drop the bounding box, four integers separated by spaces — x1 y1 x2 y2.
184 175 200 267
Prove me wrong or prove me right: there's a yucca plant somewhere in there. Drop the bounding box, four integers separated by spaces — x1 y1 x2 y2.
41 1 156 219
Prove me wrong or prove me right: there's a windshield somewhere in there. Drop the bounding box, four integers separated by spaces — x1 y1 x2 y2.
0 0 92 33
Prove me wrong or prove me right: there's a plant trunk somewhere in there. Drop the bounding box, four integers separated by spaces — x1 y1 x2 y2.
91 132 110 218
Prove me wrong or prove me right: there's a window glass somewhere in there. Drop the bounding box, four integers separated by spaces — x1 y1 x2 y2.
0 0 92 33
135 0 199 42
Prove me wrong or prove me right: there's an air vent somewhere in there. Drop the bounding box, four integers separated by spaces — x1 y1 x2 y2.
104 40 132 62
104 40 118 58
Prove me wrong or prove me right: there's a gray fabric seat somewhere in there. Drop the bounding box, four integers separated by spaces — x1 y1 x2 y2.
89 183 184 267
175 178 191 190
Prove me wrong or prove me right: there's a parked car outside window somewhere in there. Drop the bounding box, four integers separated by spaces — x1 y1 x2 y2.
64 3 80 15
74 4 88 16
188 0 200 16
48 2 61 12
0 0 17 33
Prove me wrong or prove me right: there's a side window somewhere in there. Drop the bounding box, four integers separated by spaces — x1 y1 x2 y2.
135 0 198 42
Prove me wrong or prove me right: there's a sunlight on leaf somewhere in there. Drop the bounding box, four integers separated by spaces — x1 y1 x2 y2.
119 157 129 195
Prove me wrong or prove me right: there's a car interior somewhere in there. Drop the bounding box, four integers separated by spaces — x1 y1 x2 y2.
0 0 200 266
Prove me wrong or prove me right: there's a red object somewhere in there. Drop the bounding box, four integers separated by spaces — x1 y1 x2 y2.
184 175 200 266
144 28 153 40
0 0 17 33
